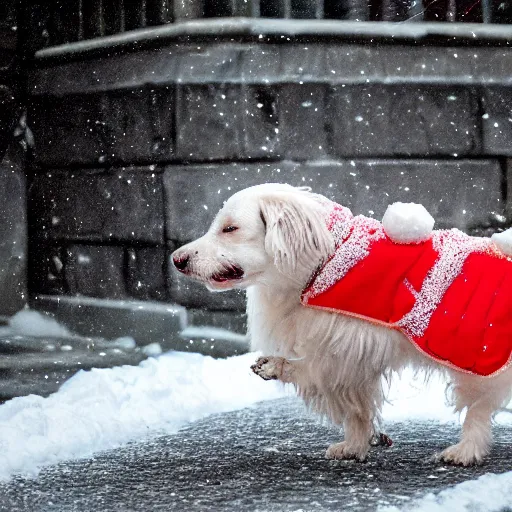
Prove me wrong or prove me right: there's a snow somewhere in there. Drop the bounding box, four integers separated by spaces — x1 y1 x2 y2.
0 354 510 483
141 342 163 356
382 370 455 423
4 309 71 338
0 311 510 487
0 351 286 481
380 471 512 512
491 227 512 257
383 368 511 425
380 370 512 511
180 325 248 344
382 202 435 244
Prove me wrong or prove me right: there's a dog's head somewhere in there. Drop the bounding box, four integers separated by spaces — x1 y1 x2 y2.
171 184 335 292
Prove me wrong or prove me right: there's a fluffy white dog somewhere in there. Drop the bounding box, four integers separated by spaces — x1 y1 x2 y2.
172 183 512 466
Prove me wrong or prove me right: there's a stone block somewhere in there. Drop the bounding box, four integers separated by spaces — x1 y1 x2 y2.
328 85 480 157
243 85 280 159
104 88 150 162
31 295 187 349
177 45 244 84
186 309 248 334
165 159 502 244
29 243 67 296
64 245 126 299
31 87 175 166
279 83 328 160
297 159 503 230
278 45 325 83
126 247 169 302
104 87 175 163
30 48 179 95
164 162 297 242
0 144 27 316
29 169 165 244
176 84 279 161
176 84 242 161
482 87 512 156
30 93 107 166
29 43 512 99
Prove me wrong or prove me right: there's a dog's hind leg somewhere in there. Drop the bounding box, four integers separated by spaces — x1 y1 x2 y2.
440 396 495 466
440 369 512 466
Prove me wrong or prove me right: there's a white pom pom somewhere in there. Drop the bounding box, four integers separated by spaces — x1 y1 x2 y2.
382 202 435 244
492 228 512 257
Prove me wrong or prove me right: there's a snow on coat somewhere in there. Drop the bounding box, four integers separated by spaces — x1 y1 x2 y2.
301 202 512 377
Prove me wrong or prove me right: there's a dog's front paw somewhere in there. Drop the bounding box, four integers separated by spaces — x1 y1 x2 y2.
251 356 285 381
438 441 486 466
325 442 368 461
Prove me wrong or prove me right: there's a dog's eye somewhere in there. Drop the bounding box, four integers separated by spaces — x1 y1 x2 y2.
222 226 239 233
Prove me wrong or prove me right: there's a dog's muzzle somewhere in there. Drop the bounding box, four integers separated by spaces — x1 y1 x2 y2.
211 265 244 283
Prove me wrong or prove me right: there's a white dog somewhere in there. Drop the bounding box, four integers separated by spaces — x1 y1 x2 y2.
172 183 512 465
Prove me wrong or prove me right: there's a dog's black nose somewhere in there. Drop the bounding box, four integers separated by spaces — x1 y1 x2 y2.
173 254 190 272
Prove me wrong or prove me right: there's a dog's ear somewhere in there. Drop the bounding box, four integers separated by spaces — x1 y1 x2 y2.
260 190 334 279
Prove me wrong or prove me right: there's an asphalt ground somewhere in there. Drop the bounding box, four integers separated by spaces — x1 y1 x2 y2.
1 397 511 512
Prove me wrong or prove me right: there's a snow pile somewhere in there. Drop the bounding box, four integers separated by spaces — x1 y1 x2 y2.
4 309 71 338
382 368 512 425
380 471 512 512
382 202 435 244
180 325 248 344
492 228 512 257
0 342 510 483
0 351 286 481
383 370 456 423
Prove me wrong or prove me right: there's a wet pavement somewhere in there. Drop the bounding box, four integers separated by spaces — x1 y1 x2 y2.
1 397 511 512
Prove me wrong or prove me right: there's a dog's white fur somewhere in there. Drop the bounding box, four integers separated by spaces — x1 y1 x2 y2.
172 183 512 465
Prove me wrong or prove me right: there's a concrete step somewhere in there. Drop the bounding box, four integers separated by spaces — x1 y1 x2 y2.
0 301 250 402
30 295 187 350
0 349 146 371
30 295 250 357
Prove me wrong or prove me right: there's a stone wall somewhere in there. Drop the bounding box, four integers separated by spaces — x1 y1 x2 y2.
0 144 27 317
26 22 512 336
0 4 27 318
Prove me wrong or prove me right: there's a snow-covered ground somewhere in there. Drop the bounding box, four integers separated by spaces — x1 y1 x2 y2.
380 471 512 512
0 350 285 481
0 311 511 511
1 347 510 483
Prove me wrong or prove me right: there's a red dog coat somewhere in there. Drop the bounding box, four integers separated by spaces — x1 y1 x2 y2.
301 204 512 377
